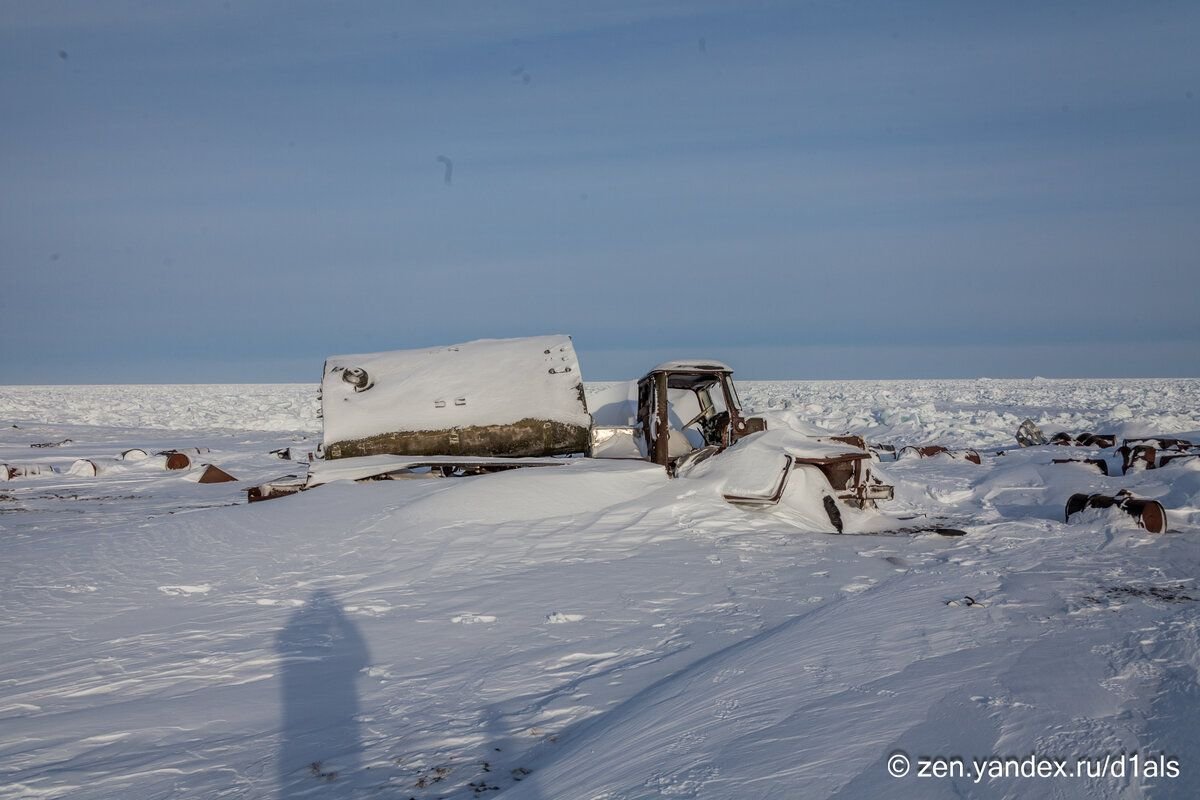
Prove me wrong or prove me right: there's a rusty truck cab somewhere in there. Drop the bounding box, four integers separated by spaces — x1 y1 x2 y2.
635 361 766 470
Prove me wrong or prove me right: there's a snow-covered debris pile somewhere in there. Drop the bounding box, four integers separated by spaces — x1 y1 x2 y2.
2 380 1200 798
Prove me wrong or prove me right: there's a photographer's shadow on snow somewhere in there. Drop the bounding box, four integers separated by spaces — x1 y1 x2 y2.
276 590 368 798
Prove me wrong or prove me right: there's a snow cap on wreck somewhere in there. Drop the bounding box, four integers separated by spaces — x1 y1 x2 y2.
320 335 592 460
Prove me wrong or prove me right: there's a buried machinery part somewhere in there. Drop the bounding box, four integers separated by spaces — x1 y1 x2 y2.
1016 419 1047 447
1123 437 1193 451
1049 432 1115 447
1118 444 1157 474
899 445 982 465
1052 458 1109 475
162 452 191 470
1015 420 1116 449
1076 433 1117 448
1065 490 1167 534
247 477 306 503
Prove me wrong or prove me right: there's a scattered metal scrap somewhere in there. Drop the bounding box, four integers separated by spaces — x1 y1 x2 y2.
1051 457 1109 475
1126 437 1195 451
1066 490 1168 534
247 476 306 503
1019 420 1197 478
1049 432 1116 448
898 445 982 464
1119 444 1157 474
1016 420 1118 448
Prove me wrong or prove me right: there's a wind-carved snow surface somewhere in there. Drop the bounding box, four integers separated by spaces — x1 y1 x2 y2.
0 384 320 432
1 379 1200 799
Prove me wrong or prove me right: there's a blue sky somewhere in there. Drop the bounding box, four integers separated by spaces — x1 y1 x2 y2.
1 0 1197 382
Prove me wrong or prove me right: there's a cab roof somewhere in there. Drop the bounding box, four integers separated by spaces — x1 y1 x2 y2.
650 360 733 373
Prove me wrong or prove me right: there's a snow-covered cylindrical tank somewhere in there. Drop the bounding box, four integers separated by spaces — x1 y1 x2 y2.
320 335 592 460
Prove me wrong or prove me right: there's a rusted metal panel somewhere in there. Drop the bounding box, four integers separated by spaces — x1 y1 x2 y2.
1066 491 1167 533
732 415 766 442
793 451 893 507
197 464 238 483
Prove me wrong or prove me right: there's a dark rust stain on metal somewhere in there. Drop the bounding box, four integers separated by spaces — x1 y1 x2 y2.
326 418 590 461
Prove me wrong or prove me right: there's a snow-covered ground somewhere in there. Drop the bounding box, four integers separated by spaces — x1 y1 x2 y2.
2 380 1199 799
